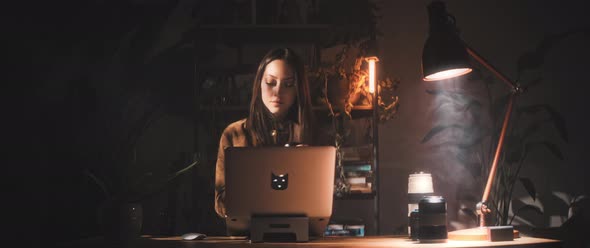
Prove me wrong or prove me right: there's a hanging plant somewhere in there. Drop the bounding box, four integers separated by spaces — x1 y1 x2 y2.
308 40 401 196
309 41 400 119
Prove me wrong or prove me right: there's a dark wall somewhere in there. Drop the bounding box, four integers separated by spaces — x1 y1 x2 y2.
13 0 590 246
13 0 199 245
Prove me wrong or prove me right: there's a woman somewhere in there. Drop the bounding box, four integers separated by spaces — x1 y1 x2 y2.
214 48 315 217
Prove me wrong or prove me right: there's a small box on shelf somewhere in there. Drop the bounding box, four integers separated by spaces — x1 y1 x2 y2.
340 145 372 162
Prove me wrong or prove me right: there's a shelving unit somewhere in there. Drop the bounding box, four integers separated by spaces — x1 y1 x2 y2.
330 103 380 235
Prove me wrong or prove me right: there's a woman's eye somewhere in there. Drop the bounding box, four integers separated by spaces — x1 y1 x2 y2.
264 79 294 87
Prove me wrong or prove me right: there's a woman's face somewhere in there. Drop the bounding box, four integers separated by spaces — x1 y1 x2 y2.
261 59 297 119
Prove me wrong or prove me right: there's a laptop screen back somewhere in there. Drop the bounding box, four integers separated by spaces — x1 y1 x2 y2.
224 146 336 236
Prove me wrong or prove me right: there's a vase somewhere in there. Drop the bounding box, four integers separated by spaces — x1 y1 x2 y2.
101 202 143 243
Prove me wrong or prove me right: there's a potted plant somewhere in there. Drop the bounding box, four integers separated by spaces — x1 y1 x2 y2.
77 88 197 241
84 157 198 242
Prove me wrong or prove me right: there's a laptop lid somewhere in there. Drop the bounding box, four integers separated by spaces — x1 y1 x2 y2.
224 146 336 236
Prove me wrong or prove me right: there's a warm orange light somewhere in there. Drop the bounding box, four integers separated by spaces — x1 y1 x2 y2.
423 68 472 81
366 56 379 94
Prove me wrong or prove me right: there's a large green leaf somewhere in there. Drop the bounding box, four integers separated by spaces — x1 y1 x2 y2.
517 104 568 143
506 149 523 164
516 103 551 116
504 135 524 163
117 159 199 203
466 162 483 178
425 89 480 110
490 93 511 123
522 78 543 89
460 208 478 223
518 204 544 215
456 129 490 149
517 29 589 77
420 124 462 143
519 122 542 143
519 177 537 201
510 204 543 225
524 141 565 161
545 107 569 143
464 99 483 113
466 68 484 81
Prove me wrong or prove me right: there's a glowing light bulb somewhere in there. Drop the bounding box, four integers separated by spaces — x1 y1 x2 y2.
423 68 472 81
366 57 379 94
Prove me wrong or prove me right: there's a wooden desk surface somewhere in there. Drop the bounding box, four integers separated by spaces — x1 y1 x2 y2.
60 235 561 248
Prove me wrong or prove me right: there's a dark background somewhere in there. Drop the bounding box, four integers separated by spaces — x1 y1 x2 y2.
9 0 590 246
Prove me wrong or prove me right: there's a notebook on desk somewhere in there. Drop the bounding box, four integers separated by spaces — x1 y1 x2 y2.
223 146 336 237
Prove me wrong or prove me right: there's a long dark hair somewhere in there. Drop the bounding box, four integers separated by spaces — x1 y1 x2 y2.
246 48 313 146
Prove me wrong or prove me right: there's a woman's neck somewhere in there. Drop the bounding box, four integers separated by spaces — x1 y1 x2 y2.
272 113 286 122
271 118 292 145
271 113 291 127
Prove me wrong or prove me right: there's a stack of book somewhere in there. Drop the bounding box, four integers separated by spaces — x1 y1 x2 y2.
340 145 373 194
343 163 373 193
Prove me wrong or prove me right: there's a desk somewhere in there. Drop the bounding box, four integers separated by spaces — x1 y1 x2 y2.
60 235 561 248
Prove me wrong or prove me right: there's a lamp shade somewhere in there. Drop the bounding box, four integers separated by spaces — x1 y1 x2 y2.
421 1 472 81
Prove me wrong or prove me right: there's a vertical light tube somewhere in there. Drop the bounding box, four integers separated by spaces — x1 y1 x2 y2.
368 57 377 94
365 55 379 234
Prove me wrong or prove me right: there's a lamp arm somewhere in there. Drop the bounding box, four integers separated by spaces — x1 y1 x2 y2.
463 44 523 227
464 45 521 92
478 93 515 227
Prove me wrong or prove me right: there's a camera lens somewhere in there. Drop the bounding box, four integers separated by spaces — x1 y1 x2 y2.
418 196 447 243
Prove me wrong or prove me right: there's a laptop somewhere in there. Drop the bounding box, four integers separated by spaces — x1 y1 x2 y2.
224 146 336 238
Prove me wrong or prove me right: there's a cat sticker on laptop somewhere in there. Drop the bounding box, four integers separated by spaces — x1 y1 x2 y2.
271 173 288 190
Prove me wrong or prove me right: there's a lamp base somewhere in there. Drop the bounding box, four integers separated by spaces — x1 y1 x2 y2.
448 226 519 241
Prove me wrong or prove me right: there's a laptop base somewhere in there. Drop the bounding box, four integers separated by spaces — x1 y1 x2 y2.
250 216 309 243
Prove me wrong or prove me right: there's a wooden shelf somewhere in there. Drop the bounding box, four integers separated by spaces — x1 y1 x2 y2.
190 24 333 45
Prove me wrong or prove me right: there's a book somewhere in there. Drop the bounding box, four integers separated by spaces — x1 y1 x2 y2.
342 160 372 166
345 170 373 178
343 164 372 172
349 182 372 193
346 176 366 185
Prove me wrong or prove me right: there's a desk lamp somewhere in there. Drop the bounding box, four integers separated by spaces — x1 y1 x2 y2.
421 1 522 241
